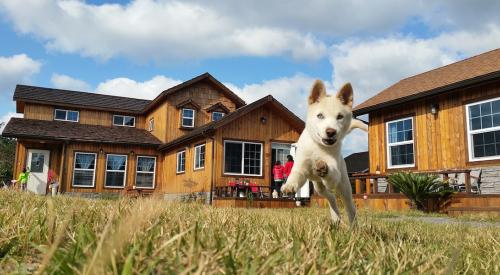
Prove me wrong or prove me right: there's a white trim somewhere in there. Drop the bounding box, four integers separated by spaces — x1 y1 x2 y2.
148 117 154 131
176 150 186 173
193 144 206 170
181 108 195 128
135 156 156 189
112 115 136 127
386 116 415 169
104 154 128 188
223 140 263 176
465 96 500 162
54 109 79 122
72 152 97 188
211 111 225 121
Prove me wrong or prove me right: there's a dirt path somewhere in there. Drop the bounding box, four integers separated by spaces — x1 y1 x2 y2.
383 216 500 227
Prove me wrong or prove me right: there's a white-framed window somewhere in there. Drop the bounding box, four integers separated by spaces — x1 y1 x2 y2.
194 144 205 170
176 150 186 173
148 118 154 131
466 97 500 161
135 156 156 189
181 108 195 127
224 140 263 176
54 109 79 122
72 152 96 187
386 117 415 169
113 115 135 127
105 154 127 188
212 112 225 122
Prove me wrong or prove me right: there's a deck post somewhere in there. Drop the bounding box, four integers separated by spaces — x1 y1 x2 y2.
355 178 361 194
365 177 371 194
373 178 378 194
388 182 394 194
465 172 472 193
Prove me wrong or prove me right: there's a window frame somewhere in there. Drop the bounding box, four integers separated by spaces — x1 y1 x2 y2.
71 152 97 188
148 117 154 131
386 116 415 169
104 154 128 188
223 140 263 176
211 111 225 122
193 144 206 170
181 108 195 128
176 150 186 174
54 109 79 122
465 96 500 162
113 115 136 127
135 156 156 189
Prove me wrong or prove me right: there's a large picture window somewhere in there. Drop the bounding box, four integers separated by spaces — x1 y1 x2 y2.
224 140 262 176
113 115 135 127
194 144 205 170
72 152 96 187
466 97 500 161
136 156 156 189
105 154 127 188
386 117 415 168
54 109 79 122
181 108 195 127
176 150 186 173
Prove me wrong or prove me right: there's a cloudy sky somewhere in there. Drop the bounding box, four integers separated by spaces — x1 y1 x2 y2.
1 0 500 155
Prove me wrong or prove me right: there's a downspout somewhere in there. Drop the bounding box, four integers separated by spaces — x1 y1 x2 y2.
58 142 67 193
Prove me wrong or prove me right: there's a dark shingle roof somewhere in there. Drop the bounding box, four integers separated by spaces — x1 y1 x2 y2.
2 118 161 146
353 48 500 115
344 151 369 174
14 85 151 114
159 95 304 151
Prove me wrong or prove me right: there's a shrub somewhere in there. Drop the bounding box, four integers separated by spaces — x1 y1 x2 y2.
388 172 453 211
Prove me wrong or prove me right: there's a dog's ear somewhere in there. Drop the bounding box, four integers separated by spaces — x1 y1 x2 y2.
308 80 326 104
336 82 353 107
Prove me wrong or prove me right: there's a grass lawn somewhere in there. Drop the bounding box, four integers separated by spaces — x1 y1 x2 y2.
0 190 499 274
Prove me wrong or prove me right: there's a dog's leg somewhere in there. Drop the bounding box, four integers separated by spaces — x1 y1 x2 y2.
313 181 341 223
336 172 357 225
314 159 329 177
281 160 308 193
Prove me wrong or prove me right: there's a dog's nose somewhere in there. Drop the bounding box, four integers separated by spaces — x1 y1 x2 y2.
325 128 337 138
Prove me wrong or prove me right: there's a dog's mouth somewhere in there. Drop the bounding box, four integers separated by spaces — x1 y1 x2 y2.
322 137 337 146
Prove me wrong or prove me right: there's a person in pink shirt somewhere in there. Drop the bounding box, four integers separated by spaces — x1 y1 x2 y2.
283 155 294 179
272 161 285 196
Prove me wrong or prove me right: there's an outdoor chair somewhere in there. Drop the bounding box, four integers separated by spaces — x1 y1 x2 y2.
456 169 481 194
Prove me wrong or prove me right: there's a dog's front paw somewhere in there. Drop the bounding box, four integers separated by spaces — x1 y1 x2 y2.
314 160 329 177
281 182 297 193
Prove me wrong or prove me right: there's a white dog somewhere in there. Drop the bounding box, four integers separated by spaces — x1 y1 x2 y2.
281 80 366 225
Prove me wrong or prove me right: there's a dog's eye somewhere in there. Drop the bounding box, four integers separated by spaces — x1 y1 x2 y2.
337 114 344 120
317 113 324 119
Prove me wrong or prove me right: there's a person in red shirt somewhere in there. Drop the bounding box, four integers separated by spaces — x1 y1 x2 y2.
283 155 294 179
272 161 285 196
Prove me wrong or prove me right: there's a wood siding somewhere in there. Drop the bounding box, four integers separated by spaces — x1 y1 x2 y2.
368 80 500 173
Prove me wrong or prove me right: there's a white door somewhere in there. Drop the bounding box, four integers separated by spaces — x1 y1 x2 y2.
27 149 50 195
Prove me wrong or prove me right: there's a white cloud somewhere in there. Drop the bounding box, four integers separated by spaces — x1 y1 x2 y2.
0 112 23 133
51 73 91 91
0 53 41 96
96 75 182 99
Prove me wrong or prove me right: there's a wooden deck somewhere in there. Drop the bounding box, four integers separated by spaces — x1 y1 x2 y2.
213 198 300 208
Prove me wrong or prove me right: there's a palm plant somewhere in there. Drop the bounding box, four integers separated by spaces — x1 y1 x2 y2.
388 172 453 211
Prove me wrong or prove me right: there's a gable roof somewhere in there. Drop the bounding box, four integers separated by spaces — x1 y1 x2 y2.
14 85 151 114
144 72 246 112
2 118 162 146
353 48 500 115
159 95 304 151
205 102 230 113
344 151 369 174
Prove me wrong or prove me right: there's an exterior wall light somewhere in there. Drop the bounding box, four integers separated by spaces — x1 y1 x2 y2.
260 116 267 124
431 103 439 115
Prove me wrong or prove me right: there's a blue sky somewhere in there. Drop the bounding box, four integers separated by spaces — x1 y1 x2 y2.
1 0 500 155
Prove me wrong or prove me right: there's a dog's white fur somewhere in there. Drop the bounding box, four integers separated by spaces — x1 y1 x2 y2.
281 80 366 225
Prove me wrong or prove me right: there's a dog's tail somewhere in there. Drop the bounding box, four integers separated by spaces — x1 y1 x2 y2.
349 119 368 133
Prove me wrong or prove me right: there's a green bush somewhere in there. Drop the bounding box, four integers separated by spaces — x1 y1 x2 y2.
388 172 453 211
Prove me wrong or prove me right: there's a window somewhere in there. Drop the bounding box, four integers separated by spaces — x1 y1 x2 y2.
194 144 205 170
105 154 127 188
212 112 225 122
466 97 500 161
72 153 96 187
54 109 79 122
181 108 195 127
386 117 415 168
113 115 135 127
148 118 154 131
136 156 156 189
176 150 186 173
224 140 262 176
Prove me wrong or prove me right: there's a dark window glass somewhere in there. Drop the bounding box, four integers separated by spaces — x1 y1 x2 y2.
55 110 66 120
113 116 124 125
105 155 126 187
389 144 414 166
30 153 44 173
73 153 96 186
481 102 492 115
471 130 500 158
224 142 242 173
67 111 79 122
124 117 135 126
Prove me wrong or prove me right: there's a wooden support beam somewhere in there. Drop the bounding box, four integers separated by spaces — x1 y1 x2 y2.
388 182 394 194
355 178 361 194
373 178 378 194
465 172 471 193
365 178 371 194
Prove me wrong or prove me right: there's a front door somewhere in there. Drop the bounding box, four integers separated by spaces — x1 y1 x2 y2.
27 149 50 195
271 143 292 191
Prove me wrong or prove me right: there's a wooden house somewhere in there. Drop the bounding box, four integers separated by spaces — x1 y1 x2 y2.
353 48 500 195
2 73 304 201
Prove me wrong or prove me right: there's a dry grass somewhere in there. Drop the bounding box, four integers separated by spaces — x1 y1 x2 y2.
0 189 499 274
